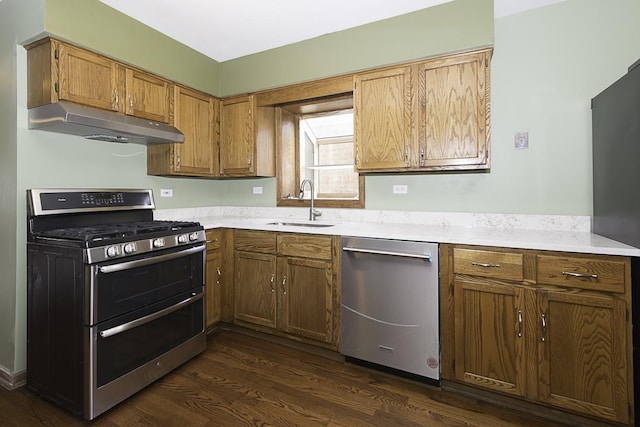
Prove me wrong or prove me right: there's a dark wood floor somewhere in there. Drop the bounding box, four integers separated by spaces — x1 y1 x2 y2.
1 329 567 426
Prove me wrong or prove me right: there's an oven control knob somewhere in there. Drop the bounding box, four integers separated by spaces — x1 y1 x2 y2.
189 232 200 241
123 243 136 254
153 238 165 248
178 234 189 244
106 245 120 258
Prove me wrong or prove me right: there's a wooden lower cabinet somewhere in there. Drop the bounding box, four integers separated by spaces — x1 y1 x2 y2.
537 289 629 422
234 251 277 328
277 256 334 343
453 277 527 398
442 244 633 425
205 229 234 329
233 230 339 349
205 229 222 328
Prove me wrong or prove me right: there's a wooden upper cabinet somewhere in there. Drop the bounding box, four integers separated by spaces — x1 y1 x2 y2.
418 51 490 169
124 68 171 123
28 38 119 111
147 86 219 177
220 95 275 177
353 48 491 173
57 42 120 111
27 37 172 124
354 66 412 170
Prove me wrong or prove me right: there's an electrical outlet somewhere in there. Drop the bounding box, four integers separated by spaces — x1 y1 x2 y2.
253 186 263 194
393 185 408 194
160 189 173 198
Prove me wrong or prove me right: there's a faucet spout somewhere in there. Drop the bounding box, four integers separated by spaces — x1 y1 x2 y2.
299 179 322 221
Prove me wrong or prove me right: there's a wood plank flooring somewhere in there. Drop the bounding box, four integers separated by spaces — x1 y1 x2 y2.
0 328 566 426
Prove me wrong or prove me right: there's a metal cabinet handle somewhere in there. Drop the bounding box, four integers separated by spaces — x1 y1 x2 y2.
216 267 221 285
471 261 501 268
562 271 598 279
206 239 218 244
269 273 275 293
128 94 133 113
541 313 547 342
113 89 119 110
281 276 287 295
517 310 523 338
420 144 425 166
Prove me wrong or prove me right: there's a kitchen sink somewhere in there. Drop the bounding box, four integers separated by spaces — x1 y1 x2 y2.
266 221 336 228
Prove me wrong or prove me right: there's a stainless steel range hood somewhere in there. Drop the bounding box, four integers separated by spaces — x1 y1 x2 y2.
28 101 184 144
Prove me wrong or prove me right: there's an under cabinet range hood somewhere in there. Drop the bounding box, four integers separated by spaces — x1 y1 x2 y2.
28 101 184 144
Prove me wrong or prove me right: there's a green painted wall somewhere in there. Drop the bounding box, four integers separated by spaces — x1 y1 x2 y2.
220 0 493 96
363 0 640 215
44 0 220 95
1 0 45 378
216 0 640 215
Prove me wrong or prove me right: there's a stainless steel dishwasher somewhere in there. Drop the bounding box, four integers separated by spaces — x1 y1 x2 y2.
341 236 439 381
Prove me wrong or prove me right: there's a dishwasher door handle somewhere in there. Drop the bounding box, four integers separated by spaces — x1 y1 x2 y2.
342 246 432 261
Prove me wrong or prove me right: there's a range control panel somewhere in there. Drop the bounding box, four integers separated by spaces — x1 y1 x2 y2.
28 189 155 216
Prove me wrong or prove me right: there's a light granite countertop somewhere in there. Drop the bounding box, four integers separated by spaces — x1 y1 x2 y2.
154 206 640 257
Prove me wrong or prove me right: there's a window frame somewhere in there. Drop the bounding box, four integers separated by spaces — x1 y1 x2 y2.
275 95 364 209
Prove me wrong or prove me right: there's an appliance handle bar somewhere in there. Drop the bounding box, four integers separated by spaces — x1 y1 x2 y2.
99 292 204 339
342 246 432 261
98 244 205 274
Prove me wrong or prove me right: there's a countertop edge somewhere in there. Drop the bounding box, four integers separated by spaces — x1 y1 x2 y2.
185 215 640 257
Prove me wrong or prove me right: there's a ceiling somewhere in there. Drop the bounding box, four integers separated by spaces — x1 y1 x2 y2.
99 0 566 62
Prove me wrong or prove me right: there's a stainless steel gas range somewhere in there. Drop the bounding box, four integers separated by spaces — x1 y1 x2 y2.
26 188 207 420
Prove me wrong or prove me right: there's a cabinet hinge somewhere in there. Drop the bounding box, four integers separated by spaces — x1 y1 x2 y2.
54 49 59 60
54 82 59 93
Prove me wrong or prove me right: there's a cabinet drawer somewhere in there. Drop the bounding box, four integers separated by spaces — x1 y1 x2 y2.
277 234 333 260
205 229 222 251
453 248 523 281
234 230 276 253
537 255 625 293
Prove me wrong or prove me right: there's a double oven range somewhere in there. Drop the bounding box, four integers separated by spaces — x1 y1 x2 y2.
26 188 207 420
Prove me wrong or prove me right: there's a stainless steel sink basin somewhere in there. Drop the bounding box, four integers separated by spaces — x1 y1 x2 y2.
266 221 335 228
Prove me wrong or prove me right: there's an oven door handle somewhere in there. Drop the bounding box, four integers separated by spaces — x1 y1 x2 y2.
98 244 205 274
99 292 204 339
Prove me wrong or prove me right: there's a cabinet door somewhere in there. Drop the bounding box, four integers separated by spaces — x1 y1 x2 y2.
354 67 412 171
417 51 489 169
220 96 255 176
277 256 333 344
453 277 527 397
125 68 171 123
173 86 218 176
57 42 119 111
205 249 222 328
537 290 629 424
234 251 276 328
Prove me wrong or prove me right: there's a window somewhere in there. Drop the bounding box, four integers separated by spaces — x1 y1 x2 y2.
276 95 364 208
300 112 359 199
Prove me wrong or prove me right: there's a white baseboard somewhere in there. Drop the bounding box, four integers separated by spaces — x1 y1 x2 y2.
0 364 26 390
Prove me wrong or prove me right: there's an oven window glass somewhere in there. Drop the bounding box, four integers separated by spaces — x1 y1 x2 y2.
96 292 204 387
95 249 203 323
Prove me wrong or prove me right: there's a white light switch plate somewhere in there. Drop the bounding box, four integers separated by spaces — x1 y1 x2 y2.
160 189 173 197
253 186 263 194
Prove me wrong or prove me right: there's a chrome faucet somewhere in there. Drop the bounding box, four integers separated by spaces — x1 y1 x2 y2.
299 179 322 221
